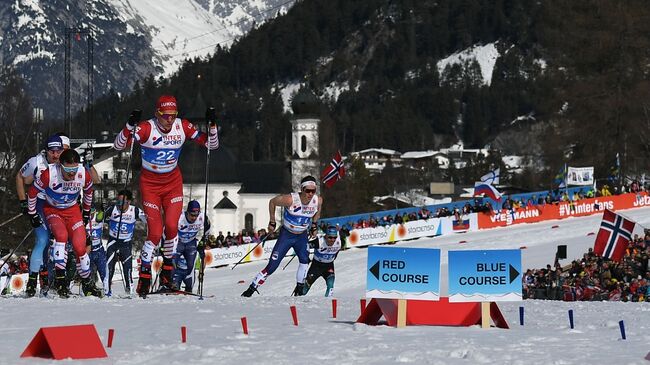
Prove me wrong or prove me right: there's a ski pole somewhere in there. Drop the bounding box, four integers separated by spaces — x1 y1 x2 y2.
0 213 22 228
282 252 296 270
230 229 277 270
282 234 317 271
199 107 216 299
0 229 33 274
114 109 140 293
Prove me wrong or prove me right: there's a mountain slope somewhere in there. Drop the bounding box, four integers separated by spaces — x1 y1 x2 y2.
0 0 291 119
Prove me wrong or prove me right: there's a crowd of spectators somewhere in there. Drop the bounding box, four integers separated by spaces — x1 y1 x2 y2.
205 228 273 249
523 233 650 302
314 180 646 236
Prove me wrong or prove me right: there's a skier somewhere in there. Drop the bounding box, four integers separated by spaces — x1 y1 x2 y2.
86 205 108 295
242 175 323 297
104 189 145 296
113 95 219 296
15 134 64 297
301 226 342 297
26 149 102 298
173 200 211 292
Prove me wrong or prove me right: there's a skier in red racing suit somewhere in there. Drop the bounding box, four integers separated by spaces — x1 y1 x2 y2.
113 95 219 296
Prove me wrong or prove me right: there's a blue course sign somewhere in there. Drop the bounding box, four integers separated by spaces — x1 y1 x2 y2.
366 246 440 300
448 249 522 302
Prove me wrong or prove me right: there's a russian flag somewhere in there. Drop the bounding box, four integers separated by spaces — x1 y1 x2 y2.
453 217 470 231
474 182 502 201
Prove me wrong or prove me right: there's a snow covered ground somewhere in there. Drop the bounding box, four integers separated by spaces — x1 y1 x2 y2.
2 208 650 364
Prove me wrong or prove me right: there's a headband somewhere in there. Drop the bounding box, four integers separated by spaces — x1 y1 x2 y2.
301 180 317 189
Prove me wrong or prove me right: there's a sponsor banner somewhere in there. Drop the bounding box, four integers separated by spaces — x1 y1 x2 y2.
567 166 594 186
347 216 477 248
347 220 436 247
348 225 395 247
478 192 647 229
205 239 279 266
0 273 28 294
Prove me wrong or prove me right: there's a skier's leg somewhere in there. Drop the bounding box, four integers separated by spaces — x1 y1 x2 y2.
105 239 118 293
183 245 197 292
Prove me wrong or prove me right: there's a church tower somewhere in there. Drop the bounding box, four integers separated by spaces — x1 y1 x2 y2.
290 88 320 190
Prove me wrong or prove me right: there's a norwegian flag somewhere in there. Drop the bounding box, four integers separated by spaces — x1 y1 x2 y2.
593 209 635 262
321 150 345 188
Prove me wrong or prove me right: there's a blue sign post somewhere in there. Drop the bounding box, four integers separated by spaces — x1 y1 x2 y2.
366 246 441 300
448 249 522 302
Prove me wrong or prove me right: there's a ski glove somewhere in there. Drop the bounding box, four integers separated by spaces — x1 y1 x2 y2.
19 199 28 215
127 109 142 130
82 210 91 226
205 107 217 128
197 237 206 259
308 237 319 249
84 148 94 166
28 213 42 228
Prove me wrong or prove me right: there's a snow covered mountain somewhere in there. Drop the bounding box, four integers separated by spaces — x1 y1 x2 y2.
0 0 294 119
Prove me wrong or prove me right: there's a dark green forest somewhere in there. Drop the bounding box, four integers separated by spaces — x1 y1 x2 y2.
81 0 649 172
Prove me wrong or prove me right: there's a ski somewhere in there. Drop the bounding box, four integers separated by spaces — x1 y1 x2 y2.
146 288 214 298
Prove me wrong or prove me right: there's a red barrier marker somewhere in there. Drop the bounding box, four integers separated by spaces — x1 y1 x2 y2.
586 232 595 236
458 240 467 244
360 299 367 315
551 225 559 229
240 317 249 335
181 326 187 343
290 305 298 326
107 329 114 348
237 280 245 284
332 299 337 318
520 246 527 249
21 324 107 360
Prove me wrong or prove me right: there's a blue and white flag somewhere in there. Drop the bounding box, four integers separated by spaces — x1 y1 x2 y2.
480 168 500 186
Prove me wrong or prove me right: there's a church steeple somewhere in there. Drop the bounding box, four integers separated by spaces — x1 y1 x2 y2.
290 87 320 190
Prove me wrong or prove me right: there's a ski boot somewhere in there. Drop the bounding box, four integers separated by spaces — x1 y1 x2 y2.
159 258 178 292
81 277 103 297
39 270 49 296
136 265 152 298
53 270 70 298
291 282 305 297
241 284 259 297
25 272 38 298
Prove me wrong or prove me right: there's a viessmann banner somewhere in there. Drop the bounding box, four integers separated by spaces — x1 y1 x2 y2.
478 192 649 229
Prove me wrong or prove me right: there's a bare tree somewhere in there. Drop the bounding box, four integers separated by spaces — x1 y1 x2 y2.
0 67 35 215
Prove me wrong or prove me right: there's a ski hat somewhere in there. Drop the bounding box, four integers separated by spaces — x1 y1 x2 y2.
59 135 70 148
325 226 337 237
46 135 64 151
156 95 177 113
187 200 201 214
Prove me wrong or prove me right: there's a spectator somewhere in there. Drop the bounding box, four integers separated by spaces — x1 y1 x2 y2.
216 231 225 248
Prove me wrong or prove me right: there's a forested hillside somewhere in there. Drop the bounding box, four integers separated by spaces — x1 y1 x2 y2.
76 1 649 182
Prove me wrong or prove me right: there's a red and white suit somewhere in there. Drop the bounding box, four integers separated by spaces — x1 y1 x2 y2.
113 117 219 265
28 164 94 278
